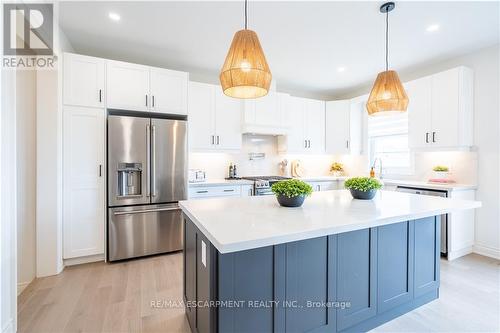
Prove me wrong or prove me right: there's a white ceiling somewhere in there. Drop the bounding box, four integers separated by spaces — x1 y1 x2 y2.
59 1 499 99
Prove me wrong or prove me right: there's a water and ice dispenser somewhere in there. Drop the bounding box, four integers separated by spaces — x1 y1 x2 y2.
117 163 142 198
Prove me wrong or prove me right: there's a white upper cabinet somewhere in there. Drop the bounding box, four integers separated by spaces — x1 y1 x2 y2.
188 82 215 150
408 66 473 149
188 81 242 151
63 53 105 108
278 97 325 153
150 68 188 114
242 91 288 135
215 89 242 150
326 100 351 154
107 60 150 111
325 99 363 155
304 99 326 153
107 59 188 114
407 77 432 148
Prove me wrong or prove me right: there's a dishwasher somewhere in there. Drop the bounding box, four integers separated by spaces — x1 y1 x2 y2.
395 186 448 256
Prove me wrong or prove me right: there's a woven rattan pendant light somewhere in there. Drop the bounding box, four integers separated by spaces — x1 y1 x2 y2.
366 2 409 116
220 0 272 99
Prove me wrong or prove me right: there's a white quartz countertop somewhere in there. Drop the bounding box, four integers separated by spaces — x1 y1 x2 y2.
294 176 348 182
188 179 254 187
179 190 481 254
382 179 477 191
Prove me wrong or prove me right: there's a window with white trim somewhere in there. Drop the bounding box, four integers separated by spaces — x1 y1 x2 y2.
367 112 414 175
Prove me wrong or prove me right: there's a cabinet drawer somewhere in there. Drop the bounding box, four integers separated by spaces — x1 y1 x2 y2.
189 185 241 198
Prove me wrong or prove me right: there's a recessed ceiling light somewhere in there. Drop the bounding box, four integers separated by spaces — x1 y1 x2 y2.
426 24 440 32
108 12 121 21
337 67 346 73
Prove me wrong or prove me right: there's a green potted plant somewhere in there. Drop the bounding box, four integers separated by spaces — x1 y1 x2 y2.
271 179 313 207
344 177 383 200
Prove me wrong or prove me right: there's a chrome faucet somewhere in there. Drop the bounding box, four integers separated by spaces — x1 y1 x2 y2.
372 158 383 179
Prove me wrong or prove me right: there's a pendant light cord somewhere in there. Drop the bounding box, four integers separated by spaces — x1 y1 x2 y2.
385 9 389 71
244 0 248 29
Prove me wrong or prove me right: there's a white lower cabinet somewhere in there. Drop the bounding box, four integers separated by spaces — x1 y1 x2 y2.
307 180 342 192
188 185 243 199
63 106 105 259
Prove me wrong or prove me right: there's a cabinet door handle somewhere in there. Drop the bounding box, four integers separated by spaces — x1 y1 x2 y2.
308 140 311 148
304 140 307 148
99 164 102 177
196 190 209 194
211 135 214 145
432 132 436 143
346 140 349 149
98 89 102 103
223 189 235 192
217 135 220 145
145 94 148 107
152 95 155 108
425 132 429 143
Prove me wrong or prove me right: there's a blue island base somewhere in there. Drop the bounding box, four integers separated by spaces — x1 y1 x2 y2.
183 215 440 333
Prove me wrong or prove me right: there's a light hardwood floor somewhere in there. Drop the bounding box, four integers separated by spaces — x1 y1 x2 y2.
18 253 499 333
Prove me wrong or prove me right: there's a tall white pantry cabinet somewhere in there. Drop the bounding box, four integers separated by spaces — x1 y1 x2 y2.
63 53 106 259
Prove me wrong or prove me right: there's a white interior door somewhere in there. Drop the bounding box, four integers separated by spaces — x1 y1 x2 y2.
215 89 242 150
150 67 188 115
406 77 432 148
431 68 460 147
188 82 216 150
304 99 325 153
326 100 351 154
63 106 105 259
106 60 150 111
63 53 105 108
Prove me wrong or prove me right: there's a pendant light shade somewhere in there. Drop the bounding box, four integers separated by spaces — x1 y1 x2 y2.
367 2 409 116
220 0 272 99
366 70 408 116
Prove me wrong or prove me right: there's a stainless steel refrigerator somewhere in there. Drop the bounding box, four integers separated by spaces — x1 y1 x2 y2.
107 113 187 261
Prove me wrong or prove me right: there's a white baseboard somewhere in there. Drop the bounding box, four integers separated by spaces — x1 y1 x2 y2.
63 253 104 267
447 246 473 261
2 318 15 333
473 244 500 260
17 280 33 296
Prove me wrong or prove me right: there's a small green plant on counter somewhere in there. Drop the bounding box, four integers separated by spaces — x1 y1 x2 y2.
344 177 383 192
432 165 449 172
271 179 313 198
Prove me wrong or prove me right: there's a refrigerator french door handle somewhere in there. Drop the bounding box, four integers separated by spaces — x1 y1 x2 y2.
146 124 151 197
152 125 156 197
113 206 180 216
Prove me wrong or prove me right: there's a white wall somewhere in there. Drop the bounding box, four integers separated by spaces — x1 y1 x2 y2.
16 69 37 294
36 13 75 277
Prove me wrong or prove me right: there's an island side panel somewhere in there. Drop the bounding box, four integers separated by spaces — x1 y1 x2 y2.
377 221 415 313
218 246 275 333
414 216 441 297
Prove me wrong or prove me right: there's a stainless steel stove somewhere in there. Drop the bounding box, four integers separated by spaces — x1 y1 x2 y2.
241 176 291 196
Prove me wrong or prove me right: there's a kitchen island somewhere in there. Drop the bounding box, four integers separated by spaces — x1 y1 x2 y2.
179 190 480 333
